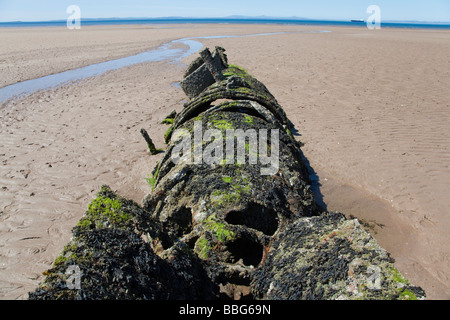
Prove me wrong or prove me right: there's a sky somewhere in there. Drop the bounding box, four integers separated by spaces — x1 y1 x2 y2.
0 0 449 23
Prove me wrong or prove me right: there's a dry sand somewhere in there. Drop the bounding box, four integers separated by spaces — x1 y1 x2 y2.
0 24 449 299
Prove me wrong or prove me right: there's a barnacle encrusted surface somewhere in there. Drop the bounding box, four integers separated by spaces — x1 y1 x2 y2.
252 212 425 300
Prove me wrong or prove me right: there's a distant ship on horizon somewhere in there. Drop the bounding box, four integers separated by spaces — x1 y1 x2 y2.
350 19 365 23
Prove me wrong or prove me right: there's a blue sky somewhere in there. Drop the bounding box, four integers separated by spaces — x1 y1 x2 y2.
0 0 449 22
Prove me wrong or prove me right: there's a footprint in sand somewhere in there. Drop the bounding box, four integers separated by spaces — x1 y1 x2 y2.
419 215 436 228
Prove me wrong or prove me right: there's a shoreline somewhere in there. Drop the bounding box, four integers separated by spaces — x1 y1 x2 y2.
1 24 449 299
2 18 450 30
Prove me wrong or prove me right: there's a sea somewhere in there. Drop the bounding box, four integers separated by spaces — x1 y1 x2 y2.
1 18 450 30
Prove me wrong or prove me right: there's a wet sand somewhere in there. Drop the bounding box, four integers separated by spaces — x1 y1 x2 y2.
0 24 449 299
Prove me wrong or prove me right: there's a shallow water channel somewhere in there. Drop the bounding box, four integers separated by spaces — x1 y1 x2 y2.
0 31 331 104
0 33 292 103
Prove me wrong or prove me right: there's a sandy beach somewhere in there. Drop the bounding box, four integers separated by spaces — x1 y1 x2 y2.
0 24 449 300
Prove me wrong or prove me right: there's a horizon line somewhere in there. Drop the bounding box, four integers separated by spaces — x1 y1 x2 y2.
1 16 450 24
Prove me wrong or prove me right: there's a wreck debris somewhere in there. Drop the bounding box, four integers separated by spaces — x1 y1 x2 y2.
29 47 425 300
181 46 228 99
161 110 177 125
140 128 161 155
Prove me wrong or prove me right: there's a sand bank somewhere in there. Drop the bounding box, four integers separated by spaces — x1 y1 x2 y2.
0 24 449 299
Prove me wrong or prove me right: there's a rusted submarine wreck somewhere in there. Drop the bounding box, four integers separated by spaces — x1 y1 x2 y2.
29 47 425 300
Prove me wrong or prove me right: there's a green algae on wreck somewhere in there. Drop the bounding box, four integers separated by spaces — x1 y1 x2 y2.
77 194 128 231
204 214 236 243
194 236 212 260
211 174 252 207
